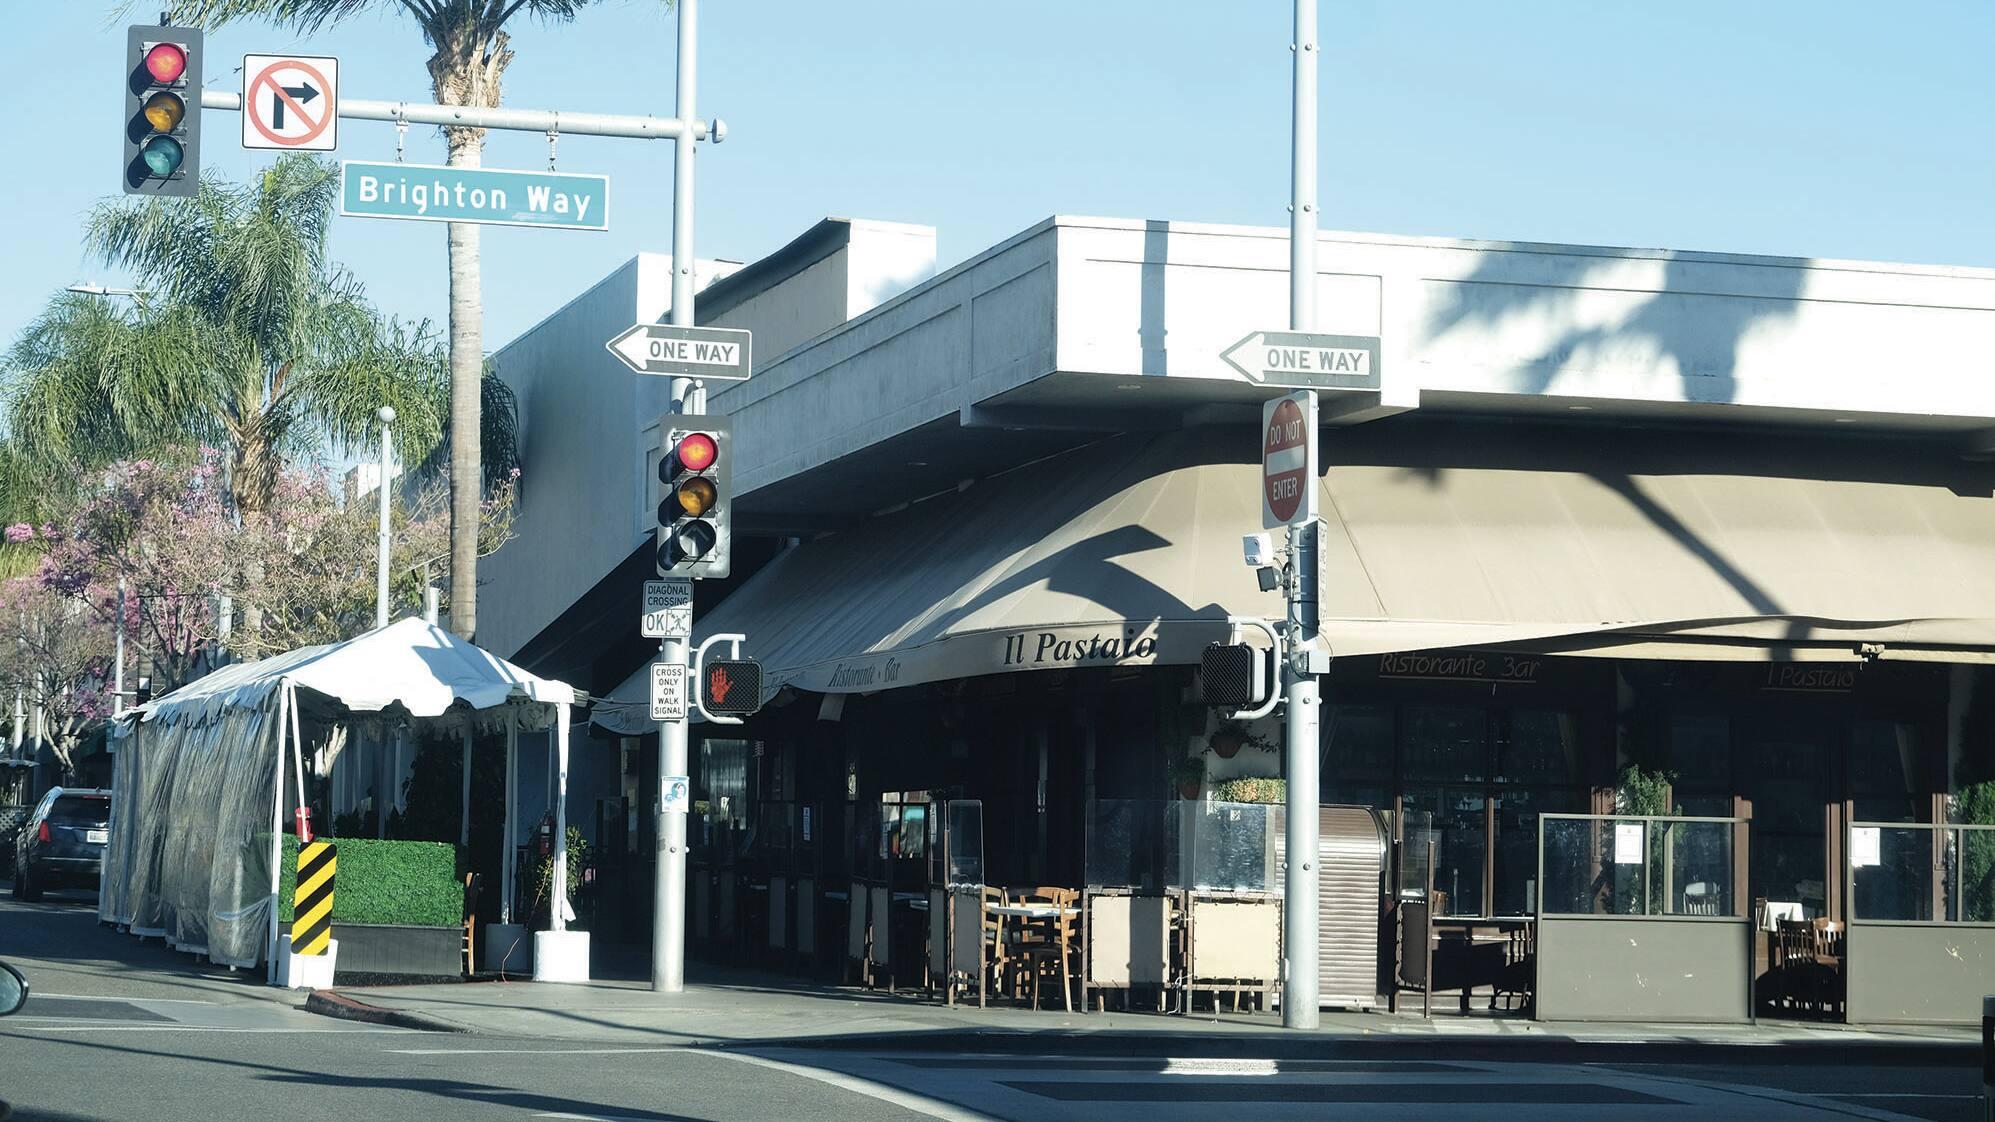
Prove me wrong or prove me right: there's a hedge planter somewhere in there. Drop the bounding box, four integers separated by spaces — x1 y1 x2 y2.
327 923 462 979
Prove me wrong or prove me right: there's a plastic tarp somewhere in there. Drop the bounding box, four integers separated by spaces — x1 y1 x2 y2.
98 619 576 968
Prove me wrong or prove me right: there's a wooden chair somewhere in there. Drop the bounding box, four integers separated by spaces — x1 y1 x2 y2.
461 872 482 976
1775 920 1817 1013
1012 887 1079 1012
978 886 1007 1007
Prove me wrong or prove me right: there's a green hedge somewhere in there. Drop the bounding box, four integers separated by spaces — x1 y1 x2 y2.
279 835 461 928
1212 777 1286 804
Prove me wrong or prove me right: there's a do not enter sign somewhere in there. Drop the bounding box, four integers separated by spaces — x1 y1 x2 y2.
1261 391 1318 529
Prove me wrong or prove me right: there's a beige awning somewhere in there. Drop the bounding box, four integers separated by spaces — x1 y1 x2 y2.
594 424 1995 731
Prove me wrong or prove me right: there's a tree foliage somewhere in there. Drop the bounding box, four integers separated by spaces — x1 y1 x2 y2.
2 156 447 517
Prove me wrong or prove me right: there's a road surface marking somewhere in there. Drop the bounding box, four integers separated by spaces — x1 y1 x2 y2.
389 1038 686 1046
388 1047 682 1056
717 1050 999 1122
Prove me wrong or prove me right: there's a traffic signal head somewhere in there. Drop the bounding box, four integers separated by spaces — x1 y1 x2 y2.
656 417 731 578
1199 642 1272 709
701 659 762 717
125 25 202 197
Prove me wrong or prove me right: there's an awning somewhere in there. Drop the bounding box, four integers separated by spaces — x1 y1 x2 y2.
132 617 577 728
594 423 1995 731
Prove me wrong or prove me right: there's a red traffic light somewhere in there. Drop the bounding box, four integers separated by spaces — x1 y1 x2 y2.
674 431 718 473
144 41 187 84
702 659 762 716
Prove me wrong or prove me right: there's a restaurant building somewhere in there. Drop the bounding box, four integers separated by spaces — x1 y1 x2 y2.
479 213 1995 1020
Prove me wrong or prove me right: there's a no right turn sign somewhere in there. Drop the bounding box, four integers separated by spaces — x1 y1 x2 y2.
242 54 339 152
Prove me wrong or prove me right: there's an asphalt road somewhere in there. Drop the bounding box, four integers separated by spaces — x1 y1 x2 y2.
0 883 1984 1122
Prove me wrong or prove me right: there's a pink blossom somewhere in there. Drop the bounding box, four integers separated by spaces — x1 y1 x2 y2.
4 523 33 543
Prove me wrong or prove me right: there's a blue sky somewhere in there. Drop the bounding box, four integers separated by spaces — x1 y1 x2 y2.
4 1 1992 358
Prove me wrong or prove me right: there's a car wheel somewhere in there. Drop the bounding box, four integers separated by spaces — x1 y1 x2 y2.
16 865 40 902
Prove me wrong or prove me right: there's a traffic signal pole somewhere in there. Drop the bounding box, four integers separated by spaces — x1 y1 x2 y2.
654 0 699 995
1282 0 1322 1030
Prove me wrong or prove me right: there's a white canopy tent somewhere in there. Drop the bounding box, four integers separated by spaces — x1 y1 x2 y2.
100 619 580 975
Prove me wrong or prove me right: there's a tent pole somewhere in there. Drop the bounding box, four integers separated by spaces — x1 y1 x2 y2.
552 703 571 933
291 689 309 838
503 721 518 924
266 685 289 984
459 726 474 850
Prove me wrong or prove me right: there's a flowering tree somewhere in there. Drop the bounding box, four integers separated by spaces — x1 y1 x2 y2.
0 570 117 782
35 450 517 690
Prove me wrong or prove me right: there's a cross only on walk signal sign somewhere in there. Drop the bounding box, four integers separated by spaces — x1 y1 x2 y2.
292 840 335 956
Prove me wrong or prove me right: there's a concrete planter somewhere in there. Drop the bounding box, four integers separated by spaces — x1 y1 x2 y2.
328 922 462 978
483 922 531 973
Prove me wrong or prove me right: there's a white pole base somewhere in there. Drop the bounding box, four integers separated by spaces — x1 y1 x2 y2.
533 930 591 983
276 939 338 990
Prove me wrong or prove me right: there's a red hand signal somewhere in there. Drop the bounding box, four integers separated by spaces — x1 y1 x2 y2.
707 665 733 707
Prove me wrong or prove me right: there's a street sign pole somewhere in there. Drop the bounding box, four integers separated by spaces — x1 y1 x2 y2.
654 0 698 997
1283 0 1322 1031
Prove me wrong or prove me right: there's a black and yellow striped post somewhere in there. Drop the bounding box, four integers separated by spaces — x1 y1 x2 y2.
292 841 335 957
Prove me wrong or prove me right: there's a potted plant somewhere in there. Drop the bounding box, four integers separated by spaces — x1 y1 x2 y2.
1206 719 1275 760
1169 757 1205 800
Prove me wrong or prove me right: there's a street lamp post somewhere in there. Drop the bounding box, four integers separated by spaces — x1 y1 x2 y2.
376 406 395 630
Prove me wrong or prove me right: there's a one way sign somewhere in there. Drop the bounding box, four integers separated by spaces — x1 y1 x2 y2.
606 324 754 382
1220 331 1381 392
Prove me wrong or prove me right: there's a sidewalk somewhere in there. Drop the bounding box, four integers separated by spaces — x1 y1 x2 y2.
309 965 1981 1059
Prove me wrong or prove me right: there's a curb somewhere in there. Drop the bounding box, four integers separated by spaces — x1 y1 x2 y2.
303 989 471 1034
763 1027 1978 1065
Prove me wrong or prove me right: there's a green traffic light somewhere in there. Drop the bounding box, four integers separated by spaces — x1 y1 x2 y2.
140 135 183 177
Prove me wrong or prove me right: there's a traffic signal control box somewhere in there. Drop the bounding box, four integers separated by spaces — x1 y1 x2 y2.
124 24 203 197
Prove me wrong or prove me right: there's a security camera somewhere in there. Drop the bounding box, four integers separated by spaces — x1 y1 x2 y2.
1242 533 1274 568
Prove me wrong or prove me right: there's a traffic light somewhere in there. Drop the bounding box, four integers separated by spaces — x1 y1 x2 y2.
701 659 762 718
656 417 731 578
124 24 203 197
1199 642 1272 709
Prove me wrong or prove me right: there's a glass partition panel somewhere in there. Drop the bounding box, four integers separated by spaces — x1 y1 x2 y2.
1184 801 1275 892
945 801 984 887
1853 825 1937 921
1085 799 1181 893
1398 809 1434 901
1958 827 1995 923
1540 816 1738 917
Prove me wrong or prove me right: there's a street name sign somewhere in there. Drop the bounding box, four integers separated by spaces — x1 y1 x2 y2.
242 54 339 152
340 161 609 231
642 578 693 639
1262 390 1319 529
1223 331 1381 391
606 324 753 381
650 661 687 722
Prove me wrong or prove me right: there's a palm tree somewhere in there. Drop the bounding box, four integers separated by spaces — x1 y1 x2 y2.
3 154 447 518
168 1 633 640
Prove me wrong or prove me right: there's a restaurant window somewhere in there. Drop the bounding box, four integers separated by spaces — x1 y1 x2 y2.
1850 721 1923 823
1324 703 1392 809
1404 706 1487 783
1490 710 1584 916
1667 713 1733 818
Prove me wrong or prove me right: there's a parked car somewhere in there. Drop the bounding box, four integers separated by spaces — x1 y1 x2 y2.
11 787 110 901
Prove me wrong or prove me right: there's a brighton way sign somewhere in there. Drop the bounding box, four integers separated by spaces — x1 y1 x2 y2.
1223 331 1381 392
607 324 753 381
340 161 609 231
